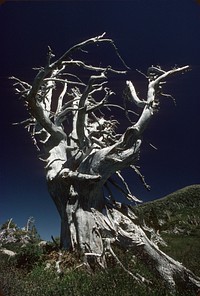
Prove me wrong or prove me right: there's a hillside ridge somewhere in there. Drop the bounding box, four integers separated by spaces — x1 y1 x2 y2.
132 184 200 233
141 184 200 207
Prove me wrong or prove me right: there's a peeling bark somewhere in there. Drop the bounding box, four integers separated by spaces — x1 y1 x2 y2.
12 34 200 293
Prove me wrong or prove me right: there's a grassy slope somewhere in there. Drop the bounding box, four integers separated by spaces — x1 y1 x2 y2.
132 184 200 276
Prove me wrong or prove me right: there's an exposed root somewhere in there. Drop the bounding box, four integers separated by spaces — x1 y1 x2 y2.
91 206 200 294
103 237 151 285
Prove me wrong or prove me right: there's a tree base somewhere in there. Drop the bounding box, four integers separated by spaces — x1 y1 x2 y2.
59 203 200 294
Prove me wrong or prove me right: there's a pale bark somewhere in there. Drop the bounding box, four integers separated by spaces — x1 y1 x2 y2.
12 34 199 293
0 248 16 257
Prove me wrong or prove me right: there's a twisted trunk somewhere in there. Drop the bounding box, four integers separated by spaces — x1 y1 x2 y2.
48 177 104 252
47 175 200 293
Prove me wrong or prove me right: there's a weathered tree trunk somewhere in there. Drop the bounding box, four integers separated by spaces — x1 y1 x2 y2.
12 34 200 293
48 176 200 292
48 177 105 252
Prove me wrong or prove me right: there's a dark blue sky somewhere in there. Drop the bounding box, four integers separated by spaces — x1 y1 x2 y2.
0 0 200 240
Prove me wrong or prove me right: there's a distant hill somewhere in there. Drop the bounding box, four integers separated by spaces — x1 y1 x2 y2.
133 184 200 233
132 184 200 276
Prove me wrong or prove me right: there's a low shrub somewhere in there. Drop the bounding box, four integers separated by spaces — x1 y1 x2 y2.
12 244 43 270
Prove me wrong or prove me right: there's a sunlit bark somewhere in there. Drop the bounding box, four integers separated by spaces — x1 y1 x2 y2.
12 34 200 293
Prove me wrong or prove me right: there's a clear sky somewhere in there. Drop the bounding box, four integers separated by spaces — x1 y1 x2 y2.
0 0 200 241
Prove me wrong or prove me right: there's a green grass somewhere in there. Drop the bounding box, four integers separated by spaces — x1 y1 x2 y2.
161 234 200 276
0 240 198 296
0 254 174 296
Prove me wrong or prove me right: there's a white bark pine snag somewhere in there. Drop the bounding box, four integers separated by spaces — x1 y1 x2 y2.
12 34 200 294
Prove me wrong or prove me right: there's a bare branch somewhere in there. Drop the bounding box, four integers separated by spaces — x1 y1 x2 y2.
44 77 86 87
62 60 126 75
161 92 176 105
50 32 127 72
76 72 107 148
130 165 151 190
9 76 31 89
26 216 35 232
130 66 190 135
13 34 128 143
108 176 142 203
136 68 148 79
61 168 101 182
86 88 114 114
55 82 68 118
12 118 35 126
125 81 146 108
116 171 137 200
7 218 13 230
104 182 116 203
150 65 190 85
103 237 146 284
